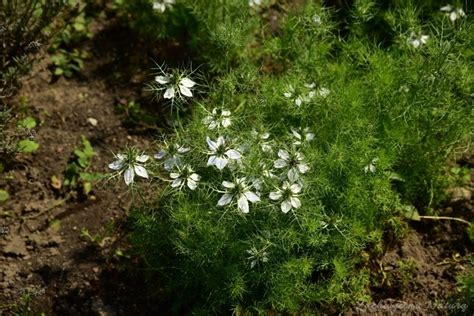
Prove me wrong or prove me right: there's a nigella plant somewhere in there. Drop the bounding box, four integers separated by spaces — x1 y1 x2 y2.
147 62 200 111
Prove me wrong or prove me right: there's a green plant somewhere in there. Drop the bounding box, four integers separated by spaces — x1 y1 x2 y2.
108 0 473 314
50 48 88 77
62 136 103 196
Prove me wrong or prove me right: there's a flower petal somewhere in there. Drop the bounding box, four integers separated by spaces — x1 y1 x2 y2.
278 149 290 160
290 197 301 209
207 155 217 167
288 168 299 182
108 160 123 170
154 150 167 159
214 156 228 170
180 77 196 88
269 191 283 201
238 195 250 214
170 172 181 179
134 165 149 179
281 200 292 213
290 183 302 194
164 87 175 99
177 146 190 154
217 193 233 206
274 159 288 169
136 155 150 163
222 180 236 189
225 149 241 160
189 173 201 182
187 178 197 190
179 84 193 97
244 191 260 203
171 178 183 188
206 137 218 151
124 167 134 186
221 117 232 128
298 163 310 173
155 76 170 84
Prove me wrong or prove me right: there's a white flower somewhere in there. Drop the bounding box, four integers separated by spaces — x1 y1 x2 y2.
313 14 322 25
440 5 466 22
274 149 310 182
284 85 305 106
291 127 315 146
154 144 190 171
408 32 429 48
251 129 273 153
269 181 302 213
206 136 241 170
249 0 262 8
318 87 330 98
217 178 260 214
246 246 269 269
152 0 175 13
170 165 200 190
202 108 232 130
364 158 379 174
108 152 150 186
154 73 196 100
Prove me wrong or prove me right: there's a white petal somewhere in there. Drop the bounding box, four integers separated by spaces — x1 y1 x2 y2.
170 172 181 179
221 117 232 128
206 137 218 151
295 97 302 106
244 191 260 203
171 178 183 188
136 155 150 163
207 155 217 167
179 84 193 97
269 191 283 201
164 87 175 99
187 178 197 190
298 164 310 173
274 159 288 169
290 183 302 194
306 133 315 141
214 156 228 170
154 150 167 159
177 146 190 154
221 110 231 116
179 77 196 88
281 200 292 213
217 193 233 206
124 167 134 186
288 168 299 182
278 149 290 160
225 149 241 160
420 35 429 43
290 197 301 209
222 181 236 189
134 165 149 179
189 173 200 182
291 129 302 140
155 76 170 84
440 5 452 12
450 11 457 22
238 195 249 214
216 136 226 147
284 92 292 98
108 160 123 170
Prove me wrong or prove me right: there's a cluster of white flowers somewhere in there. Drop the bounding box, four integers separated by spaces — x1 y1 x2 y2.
408 32 429 48
152 0 175 13
440 5 466 22
284 83 330 106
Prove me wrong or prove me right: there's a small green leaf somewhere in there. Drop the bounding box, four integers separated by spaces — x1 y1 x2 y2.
54 67 64 75
400 205 420 221
17 117 37 129
0 190 9 202
18 139 39 153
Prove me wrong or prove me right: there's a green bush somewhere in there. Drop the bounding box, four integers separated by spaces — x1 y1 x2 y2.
109 0 473 314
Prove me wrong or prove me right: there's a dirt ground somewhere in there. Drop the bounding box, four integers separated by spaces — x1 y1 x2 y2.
1 16 473 316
